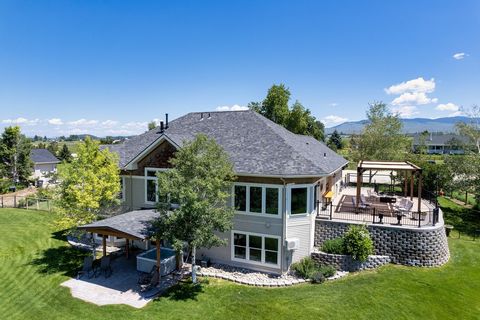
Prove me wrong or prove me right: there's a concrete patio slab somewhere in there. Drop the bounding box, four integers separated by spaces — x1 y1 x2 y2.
61 255 180 308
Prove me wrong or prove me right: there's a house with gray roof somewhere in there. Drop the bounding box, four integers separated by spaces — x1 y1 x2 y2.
30 148 60 186
103 110 348 274
411 133 473 154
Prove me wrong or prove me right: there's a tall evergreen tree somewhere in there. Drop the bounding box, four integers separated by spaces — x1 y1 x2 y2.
327 130 343 150
0 126 33 183
58 144 73 162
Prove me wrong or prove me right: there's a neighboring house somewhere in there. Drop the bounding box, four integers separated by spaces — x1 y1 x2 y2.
105 110 348 274
30 149 60 186
411 133 472 155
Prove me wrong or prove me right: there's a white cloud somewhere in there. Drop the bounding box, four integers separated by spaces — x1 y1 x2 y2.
391 106 419 118
216 104 249 111
48 118 63 125
68 119 99 126
101 120 119 127
436 103 459 112
453 52 467 60
330 103 338 107
392 92 438 106
321 115 348 127
2 117 40 125
385 77 436 95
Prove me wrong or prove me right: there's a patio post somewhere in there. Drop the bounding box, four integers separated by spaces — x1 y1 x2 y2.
356 166 362 208
417 170 422 215
404 171 408 197
125 239 129 259
156 241 161 273
410 173 414 201
102 235 107 257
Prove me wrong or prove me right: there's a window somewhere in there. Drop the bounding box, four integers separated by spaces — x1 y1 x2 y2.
233 233 246 259
144 168 168 204
291 187 308 214
232 232 280 266
249 187 262 213
146 179 157 203
118 177 125 201
233 184 281 216
265 188 278 215
234 186 247 211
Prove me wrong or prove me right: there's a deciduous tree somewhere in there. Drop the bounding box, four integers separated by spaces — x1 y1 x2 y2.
0 126 33 184
456 105 480 154
154 134 235 283
55 137 120 230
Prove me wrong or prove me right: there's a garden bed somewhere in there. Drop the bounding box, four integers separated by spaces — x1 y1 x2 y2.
311 249 391 272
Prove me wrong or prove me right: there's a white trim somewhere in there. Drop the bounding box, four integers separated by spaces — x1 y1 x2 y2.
231 230 281 268
232 182 282 218
124 135 179 170
120 176 126 202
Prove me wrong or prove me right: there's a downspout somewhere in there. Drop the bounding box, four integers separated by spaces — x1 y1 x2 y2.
129 171 133 210
280 177 287 274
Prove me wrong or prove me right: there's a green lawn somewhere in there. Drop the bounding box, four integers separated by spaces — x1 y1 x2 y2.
1 209 479 320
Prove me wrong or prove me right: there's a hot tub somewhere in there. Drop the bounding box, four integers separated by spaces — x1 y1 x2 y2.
136 247 177 276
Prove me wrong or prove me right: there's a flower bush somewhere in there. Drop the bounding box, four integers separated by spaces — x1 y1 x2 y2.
342 225 374 262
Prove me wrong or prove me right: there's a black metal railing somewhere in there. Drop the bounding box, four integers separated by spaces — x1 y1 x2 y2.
317 203 437 228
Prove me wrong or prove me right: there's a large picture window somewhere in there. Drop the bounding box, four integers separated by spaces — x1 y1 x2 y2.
232 231 280 266
145 168 168 204
233 184 281 216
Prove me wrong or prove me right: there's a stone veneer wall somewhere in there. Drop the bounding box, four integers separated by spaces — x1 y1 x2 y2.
311 251 391 272
314 219 450 267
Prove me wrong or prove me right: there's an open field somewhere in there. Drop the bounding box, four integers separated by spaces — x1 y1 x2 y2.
0 208 479 320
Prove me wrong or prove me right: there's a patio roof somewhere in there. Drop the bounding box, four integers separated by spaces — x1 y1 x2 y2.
357 160 421 172
78 209 159 240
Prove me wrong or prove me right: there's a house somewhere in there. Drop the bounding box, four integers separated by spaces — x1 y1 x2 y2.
411 133 472 154
30 148 60 186
102 110 348 274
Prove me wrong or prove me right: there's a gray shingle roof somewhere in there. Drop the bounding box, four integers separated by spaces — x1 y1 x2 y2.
411 133 471 146
78 209 159 240
107 110 348 176
30 149 60 164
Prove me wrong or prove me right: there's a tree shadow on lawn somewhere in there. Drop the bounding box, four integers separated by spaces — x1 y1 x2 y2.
159 278 208 302
30 236 90 278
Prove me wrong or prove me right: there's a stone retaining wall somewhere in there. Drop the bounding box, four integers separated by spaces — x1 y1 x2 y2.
314 219 450 267
311 251 391 271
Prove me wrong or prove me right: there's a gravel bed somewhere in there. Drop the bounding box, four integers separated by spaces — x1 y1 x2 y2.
196 263 348 287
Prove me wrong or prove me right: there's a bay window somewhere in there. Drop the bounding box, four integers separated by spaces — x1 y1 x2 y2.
232 231 280 266
288 185 314 216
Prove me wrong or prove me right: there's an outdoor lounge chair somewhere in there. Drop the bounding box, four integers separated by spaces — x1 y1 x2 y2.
98 256 113 278
351 196 367 210
77 256 95 279
140 269 159 292
394 198 408 210
360 194 372 207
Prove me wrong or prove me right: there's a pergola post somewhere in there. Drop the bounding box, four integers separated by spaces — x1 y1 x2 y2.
404 171 408 197
126 239 130 259
356 166 363 207
410 173 414 201
417 171 422 214
102 235 107 257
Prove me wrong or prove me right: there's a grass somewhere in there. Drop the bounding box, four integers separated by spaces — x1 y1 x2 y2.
438 197 480 236
1 209 480 319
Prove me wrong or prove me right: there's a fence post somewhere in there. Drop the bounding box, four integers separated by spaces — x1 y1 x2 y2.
26 197 29 210
418 211 421 228
329 203 333 220
372 207 376 224
36 198 39 210
47 199 50 212
14 195 16 208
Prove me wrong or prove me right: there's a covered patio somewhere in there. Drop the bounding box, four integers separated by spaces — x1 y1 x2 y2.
61 209 183 308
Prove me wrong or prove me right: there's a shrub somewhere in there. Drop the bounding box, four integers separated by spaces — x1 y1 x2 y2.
317 265 336 278
342 225 374 262
291 257 317 279
0 179 10 194
321 238 345 254
310 271 326 284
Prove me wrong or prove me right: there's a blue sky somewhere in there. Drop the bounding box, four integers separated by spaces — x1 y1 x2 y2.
0 0 479 136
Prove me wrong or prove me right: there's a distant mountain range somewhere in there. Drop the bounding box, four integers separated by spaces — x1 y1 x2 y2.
325 116 471 135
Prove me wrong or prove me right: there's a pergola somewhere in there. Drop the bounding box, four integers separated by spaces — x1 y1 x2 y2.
78 209 162 270
356 160 423 213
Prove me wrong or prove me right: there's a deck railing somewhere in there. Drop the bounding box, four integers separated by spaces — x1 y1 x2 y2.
316 202 438 228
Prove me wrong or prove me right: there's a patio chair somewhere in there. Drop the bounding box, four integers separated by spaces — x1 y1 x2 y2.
367 189 378 201
399 201 414 217
351 196 367 211
394 198 408 210
138 265 157 285
140 269 159 292
77 256 95 279
98 255 113 278
360 194 372 207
